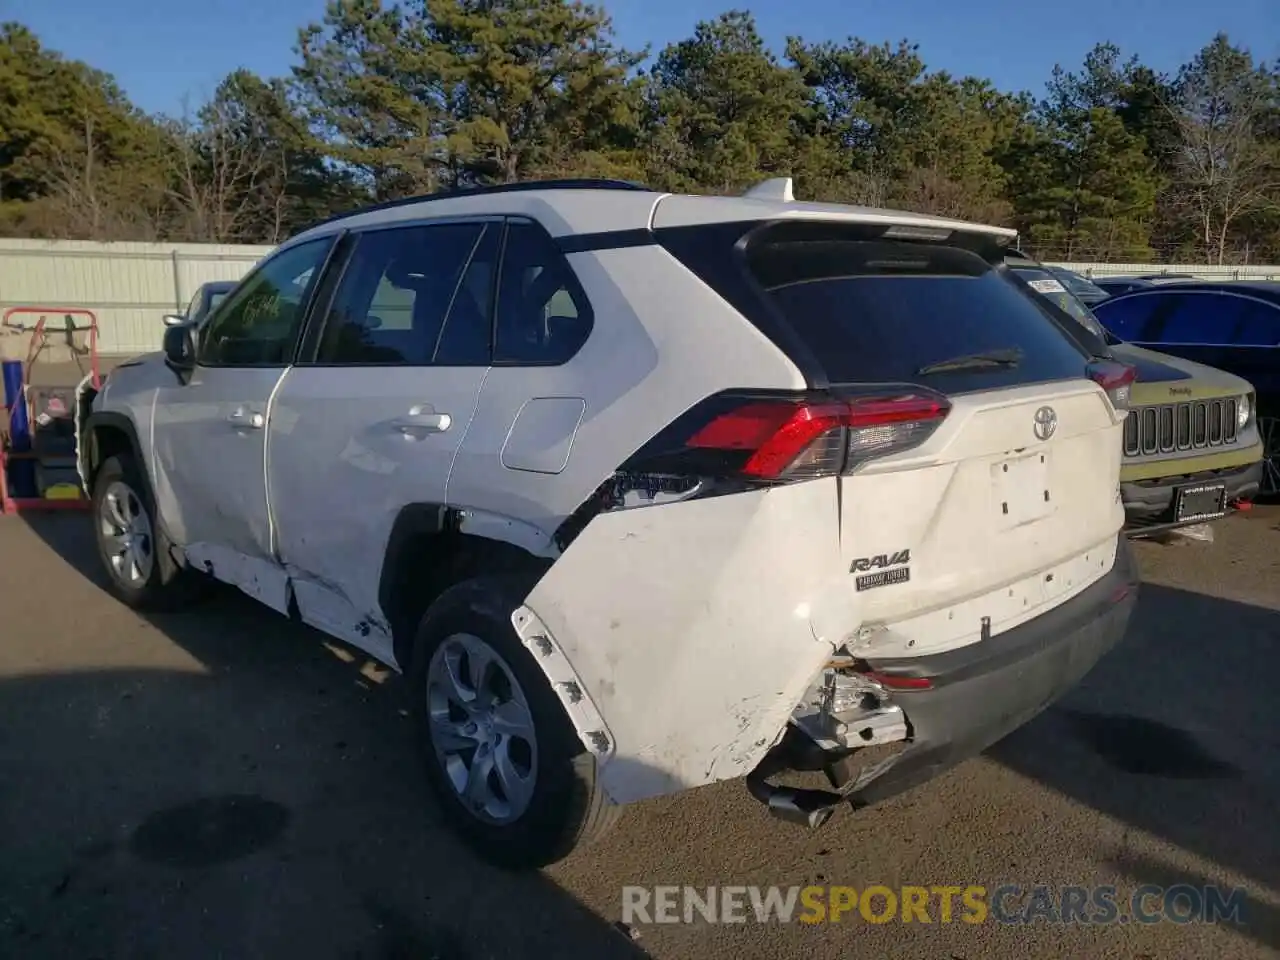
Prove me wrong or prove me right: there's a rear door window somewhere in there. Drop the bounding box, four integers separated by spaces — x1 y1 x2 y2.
745 233 1093 393
314 222 495 366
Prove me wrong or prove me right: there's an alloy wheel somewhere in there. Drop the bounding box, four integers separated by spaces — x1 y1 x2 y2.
425 633 538 824
99 480 154 587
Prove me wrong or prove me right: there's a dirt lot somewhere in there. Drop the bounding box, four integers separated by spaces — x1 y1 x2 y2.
1 510 1278 959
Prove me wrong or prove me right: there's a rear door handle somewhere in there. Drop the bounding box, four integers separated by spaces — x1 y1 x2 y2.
227 408 265 429
391 405 452 436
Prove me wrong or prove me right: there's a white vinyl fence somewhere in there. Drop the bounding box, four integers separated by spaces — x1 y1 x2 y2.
1046 261 1280 282
0 238 274 356
1 237 1278 356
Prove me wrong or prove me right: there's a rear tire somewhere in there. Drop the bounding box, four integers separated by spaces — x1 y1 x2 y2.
408 575 620 869
91 453 203 610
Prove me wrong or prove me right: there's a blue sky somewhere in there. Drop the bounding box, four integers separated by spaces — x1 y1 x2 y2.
6 0 1278 117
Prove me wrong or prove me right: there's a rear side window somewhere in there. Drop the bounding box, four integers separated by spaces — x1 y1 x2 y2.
1093 294 1164 342
494 220 593 365
745 235 1092 392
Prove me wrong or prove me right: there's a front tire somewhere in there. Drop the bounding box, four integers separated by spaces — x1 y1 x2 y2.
408 576 619 869
91 453 201 610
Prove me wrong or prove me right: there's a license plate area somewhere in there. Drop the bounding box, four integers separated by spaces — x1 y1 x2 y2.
1175 483 1226 522
992 451 1053 528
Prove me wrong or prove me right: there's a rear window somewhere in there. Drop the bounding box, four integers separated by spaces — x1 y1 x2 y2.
744 233 1095 392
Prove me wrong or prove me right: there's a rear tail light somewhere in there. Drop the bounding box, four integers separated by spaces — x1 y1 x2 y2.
675 392 950 482
1087 359 1136 412
556 390 948 550
859 668 934 690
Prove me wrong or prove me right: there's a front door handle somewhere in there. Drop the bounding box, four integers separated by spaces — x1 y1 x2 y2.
391 405 452 436
227 408 265 429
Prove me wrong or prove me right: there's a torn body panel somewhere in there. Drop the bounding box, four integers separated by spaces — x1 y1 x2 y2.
519 479 846 805
264 364 488 663
73 373 99 491
185 543 291 615
285 563 395 664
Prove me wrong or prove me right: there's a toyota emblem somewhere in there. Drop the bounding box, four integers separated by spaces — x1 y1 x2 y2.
1033 406 1058 441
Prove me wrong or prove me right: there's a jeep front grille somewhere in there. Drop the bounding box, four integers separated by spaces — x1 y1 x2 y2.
1123 399 1238 457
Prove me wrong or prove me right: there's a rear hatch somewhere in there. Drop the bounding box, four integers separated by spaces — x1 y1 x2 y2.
659 218 1129 651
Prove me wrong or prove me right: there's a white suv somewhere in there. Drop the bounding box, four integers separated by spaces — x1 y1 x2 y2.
75 178 1140 868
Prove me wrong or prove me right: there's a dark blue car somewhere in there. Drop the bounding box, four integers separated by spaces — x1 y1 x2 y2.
1092 281 1280 496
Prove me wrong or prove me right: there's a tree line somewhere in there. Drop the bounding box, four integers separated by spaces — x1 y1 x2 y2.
1 2 1278 263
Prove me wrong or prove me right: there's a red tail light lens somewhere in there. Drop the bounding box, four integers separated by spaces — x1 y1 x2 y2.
861 670 934 691
686 393 950 481
1087 359 1136 412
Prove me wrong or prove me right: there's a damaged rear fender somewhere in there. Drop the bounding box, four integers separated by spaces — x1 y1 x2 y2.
514 479 852 806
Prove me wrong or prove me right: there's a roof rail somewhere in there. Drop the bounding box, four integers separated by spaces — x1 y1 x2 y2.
297 178 652 235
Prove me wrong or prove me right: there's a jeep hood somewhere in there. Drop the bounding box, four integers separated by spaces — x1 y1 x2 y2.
1111 343 1252 402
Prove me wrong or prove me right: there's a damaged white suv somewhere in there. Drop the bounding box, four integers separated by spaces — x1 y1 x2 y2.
76 178 1140 868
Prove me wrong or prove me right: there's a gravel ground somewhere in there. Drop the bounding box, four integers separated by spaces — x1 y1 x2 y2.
1 509 1277 959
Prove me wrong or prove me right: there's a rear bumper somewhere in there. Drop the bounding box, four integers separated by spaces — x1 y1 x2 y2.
749 536 1139 816
851 536 1138 807
1121 460 1262 536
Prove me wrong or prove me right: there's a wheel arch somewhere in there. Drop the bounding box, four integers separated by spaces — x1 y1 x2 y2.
80 411 152 503
380 503 557 670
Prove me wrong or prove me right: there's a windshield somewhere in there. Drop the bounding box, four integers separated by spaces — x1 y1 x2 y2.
1049 267 1109 301
1009 265 1111 342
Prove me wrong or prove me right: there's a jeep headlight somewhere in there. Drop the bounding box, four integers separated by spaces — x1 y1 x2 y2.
1239 393 1253 429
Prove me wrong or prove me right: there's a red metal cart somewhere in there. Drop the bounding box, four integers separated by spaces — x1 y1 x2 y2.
1 307 101 514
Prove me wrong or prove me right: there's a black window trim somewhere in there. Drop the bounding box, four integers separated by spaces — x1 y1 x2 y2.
295 215 504 369
295 213 597 370
653 219 829 388
195 232 344 370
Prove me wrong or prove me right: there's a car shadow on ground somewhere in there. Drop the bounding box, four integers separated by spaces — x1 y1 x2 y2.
2 517 649 960
989 579 1280 948
12 516 1280 954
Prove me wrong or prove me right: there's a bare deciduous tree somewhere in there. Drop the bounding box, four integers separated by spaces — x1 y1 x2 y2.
166 96 291 243
39 113 162 240
1166 38 1280 264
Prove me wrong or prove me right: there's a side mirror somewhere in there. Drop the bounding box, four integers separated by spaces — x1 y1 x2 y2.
162 313 187 328
163 323 197 373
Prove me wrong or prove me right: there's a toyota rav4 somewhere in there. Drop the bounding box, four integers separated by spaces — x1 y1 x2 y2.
75 178 1140 868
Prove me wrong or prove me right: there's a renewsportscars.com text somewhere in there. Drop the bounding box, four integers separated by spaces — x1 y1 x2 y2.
621 884 1247 926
